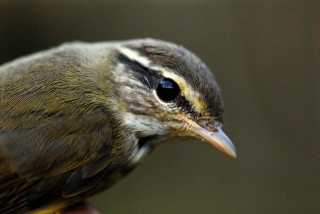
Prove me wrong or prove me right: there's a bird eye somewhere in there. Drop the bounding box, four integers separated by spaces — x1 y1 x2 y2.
156 78 180 102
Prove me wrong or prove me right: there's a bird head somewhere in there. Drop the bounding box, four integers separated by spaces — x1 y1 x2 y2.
109 39 236 158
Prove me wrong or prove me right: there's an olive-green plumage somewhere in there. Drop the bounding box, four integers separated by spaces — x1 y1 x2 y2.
0 39 235 213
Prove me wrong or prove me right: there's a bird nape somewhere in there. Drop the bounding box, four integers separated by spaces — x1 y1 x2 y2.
0 38 236 214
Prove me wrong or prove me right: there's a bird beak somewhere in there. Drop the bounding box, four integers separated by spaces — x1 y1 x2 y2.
183 119 237 158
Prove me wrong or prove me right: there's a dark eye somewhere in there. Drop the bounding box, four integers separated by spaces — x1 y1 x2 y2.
156 78 180 102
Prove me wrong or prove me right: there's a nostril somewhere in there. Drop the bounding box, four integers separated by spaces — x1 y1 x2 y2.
199 121 221 132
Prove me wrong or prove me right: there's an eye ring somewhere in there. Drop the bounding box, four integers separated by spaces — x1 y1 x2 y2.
156 78 180 102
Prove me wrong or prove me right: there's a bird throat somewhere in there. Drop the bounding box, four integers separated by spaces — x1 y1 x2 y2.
121 112 168 138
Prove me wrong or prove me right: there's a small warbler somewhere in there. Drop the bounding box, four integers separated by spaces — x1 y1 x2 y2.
0 39 236 214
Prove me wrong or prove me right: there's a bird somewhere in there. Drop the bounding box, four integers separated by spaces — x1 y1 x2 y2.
0 38 236 214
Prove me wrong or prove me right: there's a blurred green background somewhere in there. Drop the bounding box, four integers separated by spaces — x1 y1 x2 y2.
0 0 319 213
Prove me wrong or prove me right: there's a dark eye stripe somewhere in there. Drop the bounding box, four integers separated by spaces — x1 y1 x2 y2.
176 95 200 117
117 52 160 88
117 52 201 117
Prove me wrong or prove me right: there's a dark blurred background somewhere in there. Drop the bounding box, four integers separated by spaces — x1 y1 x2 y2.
1 0 319 213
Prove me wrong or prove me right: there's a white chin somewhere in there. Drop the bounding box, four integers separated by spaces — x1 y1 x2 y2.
122 112 168 137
